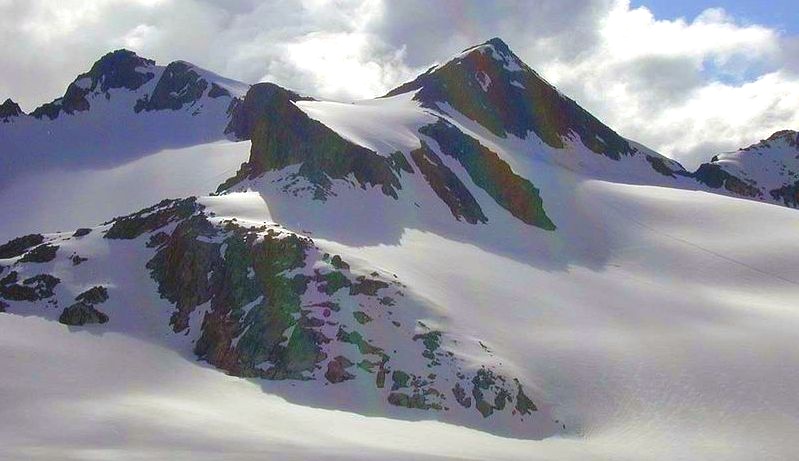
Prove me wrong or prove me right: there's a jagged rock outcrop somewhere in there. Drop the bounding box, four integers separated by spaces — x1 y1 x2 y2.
0 98 23 121
135 61 212 112
219 83 406 200
59 286 109 326
31 49 156 120
419 119 555 230
692 130 799 206
0 194 546 429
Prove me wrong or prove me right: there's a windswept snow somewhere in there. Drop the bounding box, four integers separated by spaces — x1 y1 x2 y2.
2 180 798 460
295 92 437 156
0 140 250 241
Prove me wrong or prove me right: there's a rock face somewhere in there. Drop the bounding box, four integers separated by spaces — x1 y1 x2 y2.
385 38 634 161
0 234 44 259
134 61 211 112
419 119 555 230
0 195 537 427
31 49 156 120
59 302 109 326
0 98 23 121
0 271 59 302
692 130 799 207
219 83 405 200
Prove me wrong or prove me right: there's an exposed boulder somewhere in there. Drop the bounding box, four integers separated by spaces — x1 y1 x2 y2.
73 228 92 237
325 356 355 383
59 302 109 326
76 286 109 305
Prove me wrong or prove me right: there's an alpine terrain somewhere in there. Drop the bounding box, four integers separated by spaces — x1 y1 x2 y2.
1 38 798 460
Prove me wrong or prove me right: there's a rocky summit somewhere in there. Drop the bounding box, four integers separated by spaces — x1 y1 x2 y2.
1 34 798 460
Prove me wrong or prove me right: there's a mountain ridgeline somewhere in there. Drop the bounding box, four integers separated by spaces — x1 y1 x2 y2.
0 37 797 440
384 38 634 161
11 49 247 122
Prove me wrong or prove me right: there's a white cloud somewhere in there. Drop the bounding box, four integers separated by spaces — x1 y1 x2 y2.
0 0 796 167
537 0 798 167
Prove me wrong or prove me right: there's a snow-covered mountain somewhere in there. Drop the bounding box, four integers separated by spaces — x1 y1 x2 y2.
2 38 799 460
694 129 799 207
0 49 248 178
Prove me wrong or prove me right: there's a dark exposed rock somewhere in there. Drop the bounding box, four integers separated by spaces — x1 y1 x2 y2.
0 234 44 259
353 311 372 324
59 302 109 326
0 300 7 312
337 327 385 357
325 356 355 383
646 155 677 178
135 61 209 112
514 380 537 415
19 244 59 263
693 163 760 198
316 270 351 295
71 254 88 265
413 331 442 364
1 273 60 302
410 143 487 224
771 181 799 207
31 49 155 120
349 276 389 296
419 119 555 230
391 370 411 390
0 270 18 285
219 82 403 200
224 82 312 141
452 382 472 408
471 368 512 418
76 286 109 305
0 98 23 120
208 83 230 99
73 228 92 237
385 37 634 160
330 255 349 270
146 231 171 248
105 198 199 239
23 274 60 299
387 392 435 410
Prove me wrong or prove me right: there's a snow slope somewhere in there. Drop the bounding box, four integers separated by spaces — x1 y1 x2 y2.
2 180 797 460
2 38 799 460
0 50 248 180
694 130 799 206
0 140 250 241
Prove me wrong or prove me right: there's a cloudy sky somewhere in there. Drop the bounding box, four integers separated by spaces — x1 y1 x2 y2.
1 0 797 168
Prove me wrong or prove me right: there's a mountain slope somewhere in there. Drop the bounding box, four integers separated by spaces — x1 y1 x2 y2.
1 37 799 461
694 130 799 206
0 50 248 178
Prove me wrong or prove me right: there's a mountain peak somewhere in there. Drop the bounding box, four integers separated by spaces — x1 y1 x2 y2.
0 98 23 119
764 129 798 147
456 37 523 72
30 49 157 120
384 38 634 160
